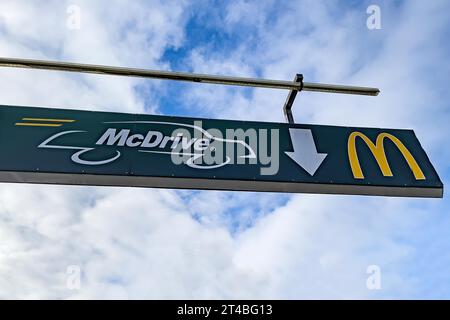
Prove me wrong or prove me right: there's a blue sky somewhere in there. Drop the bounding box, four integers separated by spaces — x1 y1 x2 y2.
0 0 449 299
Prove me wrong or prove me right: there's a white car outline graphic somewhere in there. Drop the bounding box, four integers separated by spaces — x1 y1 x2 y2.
38 121 257 169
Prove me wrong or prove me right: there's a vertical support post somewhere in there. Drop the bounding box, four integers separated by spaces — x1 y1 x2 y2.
283 74 303 124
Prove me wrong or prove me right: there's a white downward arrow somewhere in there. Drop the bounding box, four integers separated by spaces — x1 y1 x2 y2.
285 128 327 176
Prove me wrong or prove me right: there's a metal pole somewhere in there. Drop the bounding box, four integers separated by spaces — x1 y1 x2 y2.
0 57 380 96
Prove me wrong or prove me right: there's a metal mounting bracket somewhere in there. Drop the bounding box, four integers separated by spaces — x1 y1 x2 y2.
283 74 303 124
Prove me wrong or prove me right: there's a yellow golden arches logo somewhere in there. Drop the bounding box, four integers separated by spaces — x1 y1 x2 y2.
348 132 426 180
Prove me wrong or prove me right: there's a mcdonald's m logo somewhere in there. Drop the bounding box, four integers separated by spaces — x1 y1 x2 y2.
348 132 426 180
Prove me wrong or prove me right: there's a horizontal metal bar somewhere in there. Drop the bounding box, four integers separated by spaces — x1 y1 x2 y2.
0 57 380 96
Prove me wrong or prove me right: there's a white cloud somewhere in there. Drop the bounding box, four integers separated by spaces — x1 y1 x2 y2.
0 0 187 113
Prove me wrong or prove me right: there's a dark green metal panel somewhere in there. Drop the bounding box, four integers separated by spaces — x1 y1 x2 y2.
0 105 443 197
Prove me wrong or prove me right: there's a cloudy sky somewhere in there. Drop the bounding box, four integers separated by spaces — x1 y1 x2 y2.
0 0 449 299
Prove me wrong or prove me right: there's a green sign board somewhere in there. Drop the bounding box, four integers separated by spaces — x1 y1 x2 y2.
0 105 443 198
